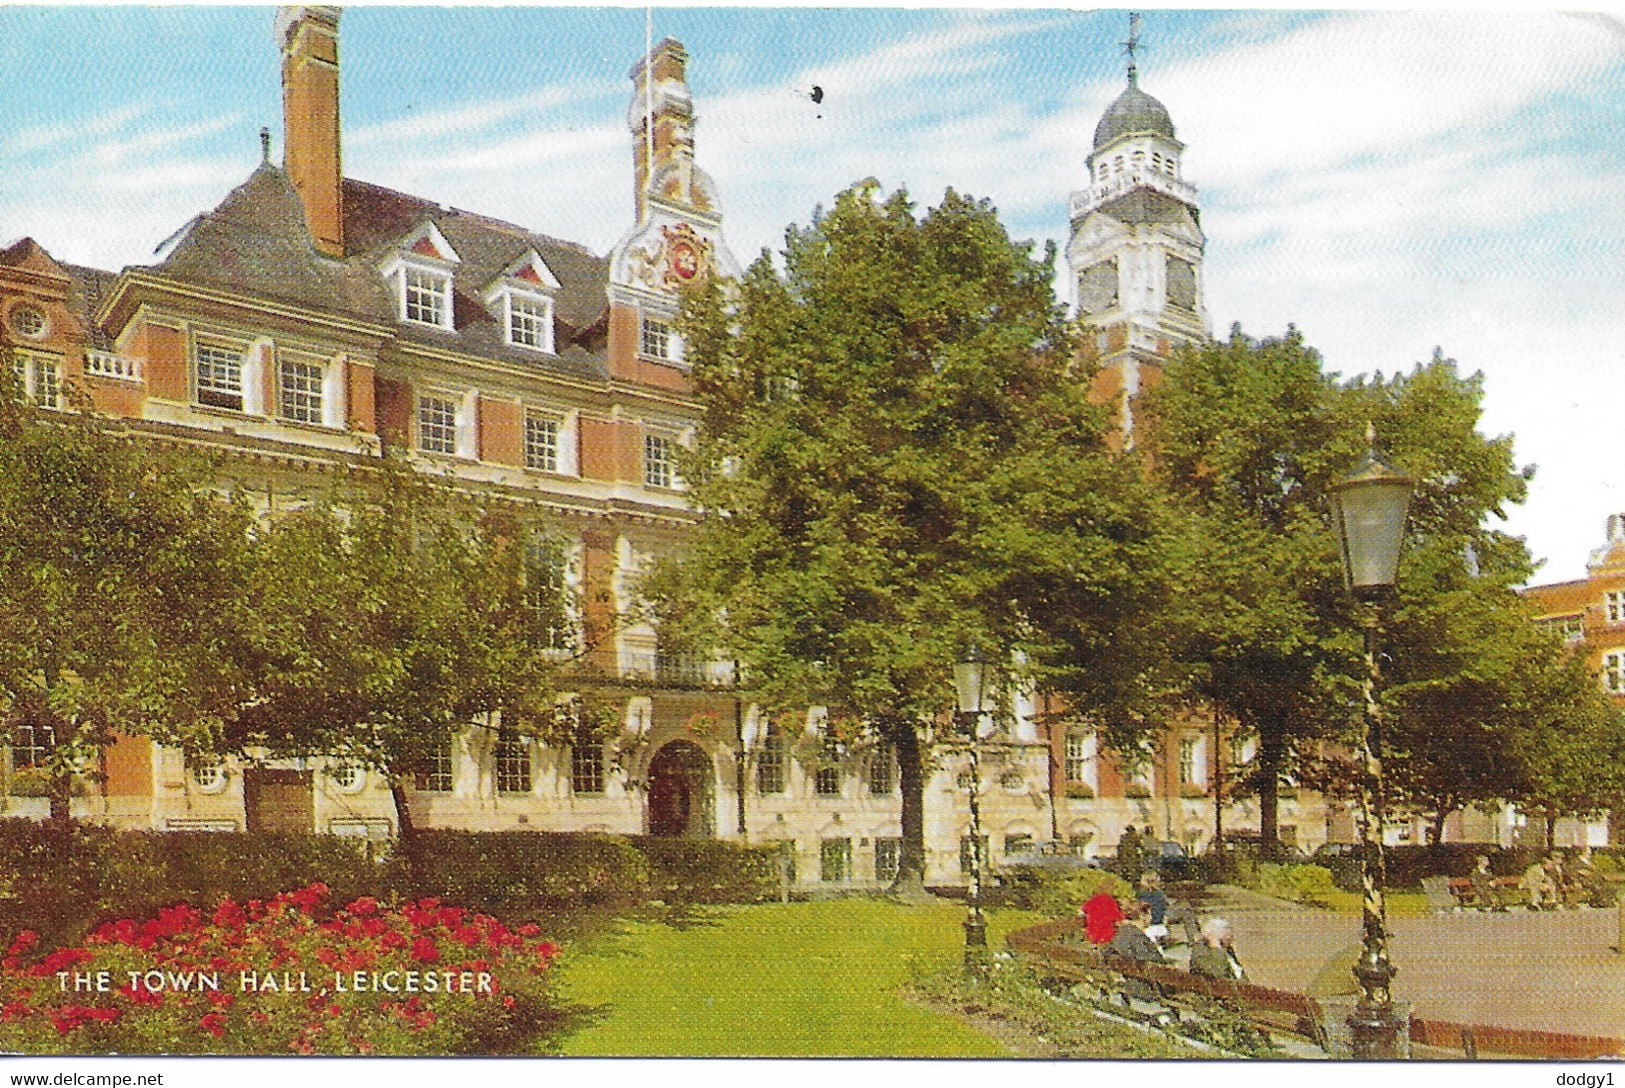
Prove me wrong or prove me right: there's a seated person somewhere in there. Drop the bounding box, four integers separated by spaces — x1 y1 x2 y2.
1189 917 1247 982
1137 872 1171 946
1107 901 1169 965
1523 858 1559 910
1469 854 1503 910
1082 888 1125 945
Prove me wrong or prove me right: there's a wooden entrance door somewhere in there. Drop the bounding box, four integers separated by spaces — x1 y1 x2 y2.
243 768 314 833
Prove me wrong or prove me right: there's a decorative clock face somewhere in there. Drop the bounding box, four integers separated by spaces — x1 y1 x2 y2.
1078 259 1119 316
670 239 700 282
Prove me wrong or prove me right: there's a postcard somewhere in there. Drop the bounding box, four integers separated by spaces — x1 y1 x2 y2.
0 5 1622 1071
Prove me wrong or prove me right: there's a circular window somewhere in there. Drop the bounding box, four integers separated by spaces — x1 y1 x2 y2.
331 765 367 793
11 306 46 339
193 764 228 794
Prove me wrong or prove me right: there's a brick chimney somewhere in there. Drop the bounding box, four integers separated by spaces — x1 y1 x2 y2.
628 38 694 223
277 6 344 258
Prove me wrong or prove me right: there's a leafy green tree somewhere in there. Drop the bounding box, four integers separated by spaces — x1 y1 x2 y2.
650 184 1168 891
0 369 257 825
1146 333 1546 847
224 455 575 842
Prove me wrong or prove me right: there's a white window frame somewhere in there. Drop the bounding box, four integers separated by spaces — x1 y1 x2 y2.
416 392 461 454
639 314 683 364
1605 651 1625 694
1179 737 1199 787
417 741 455 793
11 351 62 410
644 432 676 489
505 292 554 354
401 265 453 330
524 411 560 473
10 304 47 340
494 730 533 794
194 340 246 412
1607 592 1625 625
277 355 325 426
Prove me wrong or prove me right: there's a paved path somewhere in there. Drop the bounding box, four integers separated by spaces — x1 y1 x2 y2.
1202 885 1625 1038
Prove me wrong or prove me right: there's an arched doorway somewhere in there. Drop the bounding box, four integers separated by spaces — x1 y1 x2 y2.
647 740 715 838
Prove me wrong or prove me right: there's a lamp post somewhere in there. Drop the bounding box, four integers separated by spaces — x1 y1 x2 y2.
1329 431 1413 1060
953 644 992 968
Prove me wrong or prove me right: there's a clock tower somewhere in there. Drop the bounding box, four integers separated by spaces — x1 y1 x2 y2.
1067 23 1208 444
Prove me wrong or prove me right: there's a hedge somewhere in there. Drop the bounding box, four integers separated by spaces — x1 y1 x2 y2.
0 821 779 947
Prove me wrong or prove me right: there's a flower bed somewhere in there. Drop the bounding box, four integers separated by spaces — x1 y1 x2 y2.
0 884 561 1055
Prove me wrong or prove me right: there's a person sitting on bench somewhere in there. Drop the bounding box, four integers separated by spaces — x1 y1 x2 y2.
1108 900 1169 965
1190 917 1247 982
1470 854 1504 910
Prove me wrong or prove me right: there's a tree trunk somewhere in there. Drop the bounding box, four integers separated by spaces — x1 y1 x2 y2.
1546 811 1558 851
47 771 71 828
1428 807 1450 847
389 776 420 879
1257 723 1284 853
889 720 930 902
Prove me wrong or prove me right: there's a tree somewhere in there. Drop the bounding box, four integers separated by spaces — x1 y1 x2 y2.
0 367 257 825
221 455 576 844
1145 333 1547 847
650 184 1169 891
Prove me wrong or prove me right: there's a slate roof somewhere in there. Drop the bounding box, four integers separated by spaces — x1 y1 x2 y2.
148 164 611 381
63 264 120 351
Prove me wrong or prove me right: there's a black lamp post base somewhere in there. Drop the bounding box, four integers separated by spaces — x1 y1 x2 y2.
963 913 988 971
1347 1003 1405 1060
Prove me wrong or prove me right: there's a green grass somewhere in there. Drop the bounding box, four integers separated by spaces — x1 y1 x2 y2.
551 899 1047 1056
1317 888 1429 917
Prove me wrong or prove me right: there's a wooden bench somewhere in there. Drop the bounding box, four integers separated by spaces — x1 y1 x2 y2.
1008 917 1330 1052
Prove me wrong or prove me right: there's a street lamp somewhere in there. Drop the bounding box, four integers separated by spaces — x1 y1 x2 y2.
1329 430 1413 1060
953 643 992 968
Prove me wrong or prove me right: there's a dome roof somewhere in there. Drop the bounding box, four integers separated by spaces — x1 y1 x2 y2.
1093 74 1176 149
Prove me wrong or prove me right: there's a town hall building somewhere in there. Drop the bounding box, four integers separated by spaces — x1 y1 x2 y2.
0 8 1345 885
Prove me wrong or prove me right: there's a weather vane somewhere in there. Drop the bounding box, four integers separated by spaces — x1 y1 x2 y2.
1122 12 1143 83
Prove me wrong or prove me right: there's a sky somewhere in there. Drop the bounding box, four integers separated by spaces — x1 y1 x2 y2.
0 7 1622 582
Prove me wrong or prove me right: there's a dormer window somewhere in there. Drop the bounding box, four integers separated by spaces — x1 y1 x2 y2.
195 341 245 411
403 266 451 327
482 249 561 355
381 223 461 332
505 293 554 353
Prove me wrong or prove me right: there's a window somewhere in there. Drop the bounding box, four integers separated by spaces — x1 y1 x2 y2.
755 724 787 795
1005 833 1035 856
761 375 800 403
415 742 454 793
330 765 366 793
644 433 675 489
1607 593 1625 625
417 394 457 454
495 730 532 794
1605 652 1625 694
10 305 46 339
192 762 227 794
640 315 672 360
524 539 574 652
11 353 60 410
507 294 553 352
1179 737 1199 786
403 266 450 327
959 835 990 875
874 838 901 884
1064 733 1090 783
868 744 895 795
524 413 560 473
195 343 244 411
10 721 55 771
820 838 851 883
570 726 605 796
278 358 324 425
814 731 842 796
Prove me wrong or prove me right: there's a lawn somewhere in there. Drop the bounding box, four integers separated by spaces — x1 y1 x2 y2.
552 898 1048 1056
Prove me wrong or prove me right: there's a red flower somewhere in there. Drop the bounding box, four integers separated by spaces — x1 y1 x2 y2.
501 995 515 1009
206 989 234 1008
2 1002 34 1022
410 936 441 965
7 930 39 956
516 923 541 938
346 897 379 917
288 883 329 913
212 899 246 930
199 1011 227 1038
416 898 441 911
